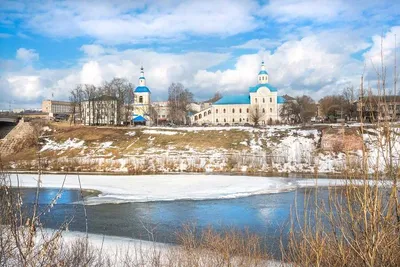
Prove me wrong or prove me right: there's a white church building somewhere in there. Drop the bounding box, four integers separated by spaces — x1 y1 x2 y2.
132 66 151 125
190 61 287 125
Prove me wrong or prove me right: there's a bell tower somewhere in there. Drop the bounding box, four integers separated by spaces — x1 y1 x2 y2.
257 61 269 84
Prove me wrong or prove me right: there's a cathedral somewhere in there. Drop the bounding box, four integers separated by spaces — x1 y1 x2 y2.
190 61 287 125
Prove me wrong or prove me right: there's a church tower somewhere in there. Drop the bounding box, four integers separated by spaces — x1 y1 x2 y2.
133 66 151 124
257 61 269 84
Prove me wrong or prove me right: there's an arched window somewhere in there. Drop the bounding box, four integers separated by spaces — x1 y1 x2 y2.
204 112 207 117
224 118 226 122
262 108 265 113
216 119 219 122
232 118 235 122
270 98 272 103
255 98 258 103
223 109 226 113
199 114 202 119
246 118 249 122
208 110 211 115
216 109 218 114
239 118 242 122
139 96 143 103
239 108 242 113
263 98 265 103
270 108 272 112
232 108 235 113
195 115 198 120
246 108 249 113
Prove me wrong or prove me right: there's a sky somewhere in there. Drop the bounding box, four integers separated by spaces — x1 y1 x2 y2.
0 0 399 109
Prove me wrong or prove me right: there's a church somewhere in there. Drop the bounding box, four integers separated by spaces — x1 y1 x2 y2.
190 61 287 125
132 66 151 125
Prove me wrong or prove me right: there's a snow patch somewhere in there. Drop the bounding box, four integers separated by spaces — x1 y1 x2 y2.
40 138 85 152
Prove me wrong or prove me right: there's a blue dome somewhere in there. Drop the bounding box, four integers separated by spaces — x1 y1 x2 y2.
258 70 268 75
134 86 151 93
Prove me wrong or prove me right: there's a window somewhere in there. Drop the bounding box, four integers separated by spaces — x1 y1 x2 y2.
216 119 219 122
239 108 242 113
232 108 235 113
239 118 242 122
204 112 207 116
255 98 257 103
263 98 265 103
223 109 226 113
233 118 235 122
246 118 249 122
162 115 166 118
208 110 211 115
246 108 249 113
270 108 272 112
270 98 272 103
139 96 143 103
224 118 226 122
216 109 219 113
262 108 265 113
199 114 202 119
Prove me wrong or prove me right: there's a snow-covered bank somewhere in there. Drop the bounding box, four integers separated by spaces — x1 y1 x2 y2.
57 231 285 267
9 174 397 205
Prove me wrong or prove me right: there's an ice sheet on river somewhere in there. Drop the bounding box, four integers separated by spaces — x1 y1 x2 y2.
9 174 394 205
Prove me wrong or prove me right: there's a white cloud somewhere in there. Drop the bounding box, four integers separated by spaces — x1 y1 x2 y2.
261 0 350 22
80 44 107 57
233 39 282 50
16 48 39 62
20 0 258 44
7 75 43 100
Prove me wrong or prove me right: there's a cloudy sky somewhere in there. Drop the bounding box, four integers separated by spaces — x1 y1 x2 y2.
0 0 399 109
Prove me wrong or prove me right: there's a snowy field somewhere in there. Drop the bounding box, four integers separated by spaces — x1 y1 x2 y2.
9 174 396 205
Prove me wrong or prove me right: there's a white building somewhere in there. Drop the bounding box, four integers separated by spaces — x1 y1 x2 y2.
152 101 170 124
133 67 151 125
190 61 287 125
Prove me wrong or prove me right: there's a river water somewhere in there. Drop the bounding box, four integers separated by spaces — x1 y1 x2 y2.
16 186 335 257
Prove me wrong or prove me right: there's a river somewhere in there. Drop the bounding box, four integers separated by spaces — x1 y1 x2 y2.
17 186 333 257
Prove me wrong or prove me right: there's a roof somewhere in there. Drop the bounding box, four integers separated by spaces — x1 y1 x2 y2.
134 86 151 93
277 96 287 104
139 77 145 80
214 95 250 105
258 70 268 75
249 83 278 93
133 115 146 122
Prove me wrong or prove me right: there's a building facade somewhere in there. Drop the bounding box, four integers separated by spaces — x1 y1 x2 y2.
190 61 286 125
42 100 73 116
133 67 151 125
152 101 170 124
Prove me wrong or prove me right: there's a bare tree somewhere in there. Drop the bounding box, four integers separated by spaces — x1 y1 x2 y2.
167 83 193 125
279 95 317 124
249 104 264 126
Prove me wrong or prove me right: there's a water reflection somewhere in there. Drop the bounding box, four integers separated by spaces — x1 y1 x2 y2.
15 187 336 257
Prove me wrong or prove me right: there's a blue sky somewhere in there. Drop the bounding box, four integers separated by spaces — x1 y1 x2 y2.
0 0 399 109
